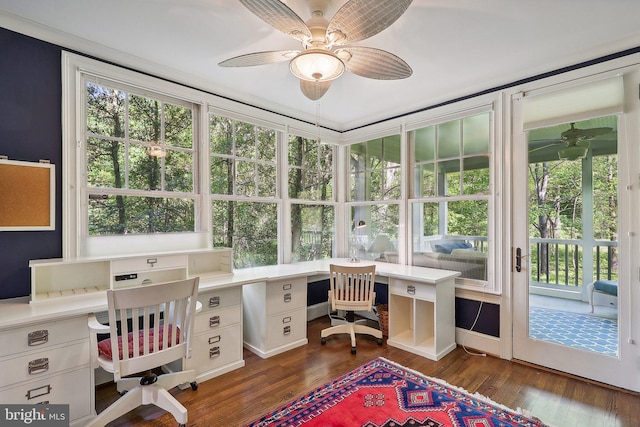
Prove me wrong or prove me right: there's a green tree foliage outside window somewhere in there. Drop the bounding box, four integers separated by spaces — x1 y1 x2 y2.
528 155 618 285
85 82 196 235
211 200 278 268
210 115 278 268
527 115 618 286
288 135 335 262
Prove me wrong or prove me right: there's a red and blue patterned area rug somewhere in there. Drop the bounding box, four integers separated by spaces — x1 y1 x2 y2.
245 357 550 427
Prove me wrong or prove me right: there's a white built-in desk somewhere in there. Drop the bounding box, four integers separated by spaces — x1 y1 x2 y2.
0 256 459 426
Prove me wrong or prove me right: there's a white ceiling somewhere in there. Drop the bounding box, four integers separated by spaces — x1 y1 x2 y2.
1 0 640 132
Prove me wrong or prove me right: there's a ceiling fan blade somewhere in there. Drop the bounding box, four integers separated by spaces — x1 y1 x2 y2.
561 125 613 140
336 46 412 80
529 142 560 153
239 0 311 42
327 0 413 45
218 50 299 67
300 80 332 101
529 138 563 145
591 131 618 141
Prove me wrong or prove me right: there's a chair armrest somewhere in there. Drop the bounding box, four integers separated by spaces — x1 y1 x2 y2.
88 314 110 335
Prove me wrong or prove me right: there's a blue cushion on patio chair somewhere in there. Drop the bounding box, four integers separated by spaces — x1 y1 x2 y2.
593 280 618 296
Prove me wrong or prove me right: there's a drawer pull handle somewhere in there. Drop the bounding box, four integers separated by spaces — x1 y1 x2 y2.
209 347 220 358
209 316 221 327
407 285 416 295
28 358 49 375
282 316 292 324
209 296 220 308
26 384 52 400
284 293 292 303
28 330 49 346
147 258 157 267
282 283 292 290
283 326 291 335
208 335 221 345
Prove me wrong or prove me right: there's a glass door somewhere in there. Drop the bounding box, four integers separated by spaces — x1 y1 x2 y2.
511 73 640 391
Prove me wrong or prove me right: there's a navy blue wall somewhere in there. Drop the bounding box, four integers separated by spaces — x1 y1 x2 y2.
307 279 388 307
0 28 62 299
455 298 500 337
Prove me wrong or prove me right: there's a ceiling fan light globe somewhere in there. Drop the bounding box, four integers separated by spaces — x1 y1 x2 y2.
290 49 345 82
558 145 588 161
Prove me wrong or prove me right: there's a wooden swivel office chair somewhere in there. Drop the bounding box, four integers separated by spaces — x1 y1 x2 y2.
320 264 383 354
87 278 200 427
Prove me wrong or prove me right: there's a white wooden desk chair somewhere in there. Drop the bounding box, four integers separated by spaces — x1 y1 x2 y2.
320 264 383 354
87 278 199 427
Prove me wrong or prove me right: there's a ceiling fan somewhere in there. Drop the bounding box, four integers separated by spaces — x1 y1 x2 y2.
219 0 413 101
529 123 613 160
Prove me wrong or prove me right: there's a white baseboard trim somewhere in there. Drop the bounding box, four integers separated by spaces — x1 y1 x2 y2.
308 302 328 321
455 327 501 357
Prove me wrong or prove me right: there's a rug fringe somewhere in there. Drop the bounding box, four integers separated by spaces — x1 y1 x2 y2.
377 356 557 427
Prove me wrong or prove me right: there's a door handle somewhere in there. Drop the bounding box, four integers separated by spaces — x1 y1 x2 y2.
515 247 522 272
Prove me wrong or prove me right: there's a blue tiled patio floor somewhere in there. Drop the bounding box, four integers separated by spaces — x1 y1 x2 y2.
529 306 618 356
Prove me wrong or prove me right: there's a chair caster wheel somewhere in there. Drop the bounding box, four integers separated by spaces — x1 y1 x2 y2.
321 337 326 345
377 338 383 345
190 381 198 391
351 347 356 354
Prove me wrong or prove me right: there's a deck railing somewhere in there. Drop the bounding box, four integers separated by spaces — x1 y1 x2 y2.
529 238 617 288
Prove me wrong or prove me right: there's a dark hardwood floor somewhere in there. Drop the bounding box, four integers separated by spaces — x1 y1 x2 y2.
96 317 640 427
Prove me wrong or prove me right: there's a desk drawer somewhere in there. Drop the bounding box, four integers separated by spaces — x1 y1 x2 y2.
198 287 242 313
188 324 242 374
0 366 92 421
0 341 90 388
266 308 306 350
194 305 241 333
111 255 187 274
390 279 435 301
0 317 88 358
266 278 306 315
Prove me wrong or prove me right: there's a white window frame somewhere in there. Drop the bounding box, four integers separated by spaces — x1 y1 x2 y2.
285 132 337 263
345 131 407 264
406 103 499 293
208 106 284 267
62 52 209 258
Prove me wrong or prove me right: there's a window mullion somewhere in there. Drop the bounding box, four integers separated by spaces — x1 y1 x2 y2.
160 101 166 192
124 92 130 190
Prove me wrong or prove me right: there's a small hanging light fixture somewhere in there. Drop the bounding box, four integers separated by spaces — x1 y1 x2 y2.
147 144 167 158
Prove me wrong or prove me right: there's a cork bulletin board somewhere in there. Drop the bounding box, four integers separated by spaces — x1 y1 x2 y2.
0 159 55 231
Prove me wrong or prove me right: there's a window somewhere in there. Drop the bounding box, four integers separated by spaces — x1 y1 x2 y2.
350 135 401 201
349 203 400 262
210 114 278 268
348 135 402 262
210 116 276 197
410 112 492 284
84 80 197 236
527 116 619 287
288 135 335 262
211 200 278 268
